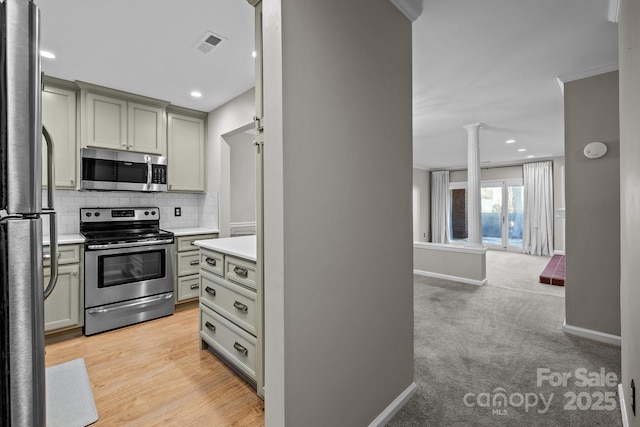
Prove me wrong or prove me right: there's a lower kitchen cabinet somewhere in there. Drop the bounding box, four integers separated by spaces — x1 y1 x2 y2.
44 264 80 331
196 238 263 398
43 243 83 333
174 233 217 303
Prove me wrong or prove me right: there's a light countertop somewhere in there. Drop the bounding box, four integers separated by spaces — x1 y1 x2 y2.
194 235 256 262
164 227 220 237
43 234 85 246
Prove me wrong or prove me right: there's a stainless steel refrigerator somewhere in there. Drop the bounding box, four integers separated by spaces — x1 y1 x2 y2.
1 0 59 425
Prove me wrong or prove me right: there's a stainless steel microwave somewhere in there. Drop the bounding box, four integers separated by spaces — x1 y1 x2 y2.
80 148 168 192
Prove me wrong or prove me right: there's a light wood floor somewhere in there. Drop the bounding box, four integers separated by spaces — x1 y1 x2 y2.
45 307 264 426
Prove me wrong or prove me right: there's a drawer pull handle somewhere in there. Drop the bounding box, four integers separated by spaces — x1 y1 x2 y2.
190 284 199 290
205 258 217 266
205 287 216 297
233 266 248 278
189 259 200 266
190 241 196 246
205 321 216 332
233 301 248 312
233 342 248 356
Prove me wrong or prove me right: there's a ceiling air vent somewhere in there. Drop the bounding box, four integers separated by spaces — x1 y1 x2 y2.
193 31 226 54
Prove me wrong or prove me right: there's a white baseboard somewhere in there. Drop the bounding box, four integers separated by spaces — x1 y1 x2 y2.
368 382 417 427
414 269 487 286
553 250 566 256
619 383 630 427
562 319 621 346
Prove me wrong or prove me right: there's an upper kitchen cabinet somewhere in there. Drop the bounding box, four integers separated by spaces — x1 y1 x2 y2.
167 107 207 193
42 77 78 188
78 82 169 156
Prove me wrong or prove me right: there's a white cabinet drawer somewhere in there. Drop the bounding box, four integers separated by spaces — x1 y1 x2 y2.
177 251 200 277
200 250 224 277
200 304 257 381
177 275 200 301
225 256 256 290
43 244 80 267
177 234 216 252
200 271 257 335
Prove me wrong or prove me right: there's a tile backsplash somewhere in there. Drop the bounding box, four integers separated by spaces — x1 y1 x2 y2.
42 189 218 235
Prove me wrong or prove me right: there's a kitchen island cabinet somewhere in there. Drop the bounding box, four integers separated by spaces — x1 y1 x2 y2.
194 235 263 398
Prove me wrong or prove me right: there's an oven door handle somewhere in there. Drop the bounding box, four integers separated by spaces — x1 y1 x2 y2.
86 293 173 314
87 238 174 250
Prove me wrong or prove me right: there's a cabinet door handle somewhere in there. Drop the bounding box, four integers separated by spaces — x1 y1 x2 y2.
205 287 216 297
233 342 248 356
205 258 217 266
205 321 216 332
233 266 248 278
121 143 127 148
189 259 200 266
233 301 248 312
70 179 75 186
190 283 199 290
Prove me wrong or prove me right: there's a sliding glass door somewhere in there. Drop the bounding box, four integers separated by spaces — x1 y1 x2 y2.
450 179 524 251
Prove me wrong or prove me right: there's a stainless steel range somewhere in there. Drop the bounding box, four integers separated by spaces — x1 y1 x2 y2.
80 207 175 335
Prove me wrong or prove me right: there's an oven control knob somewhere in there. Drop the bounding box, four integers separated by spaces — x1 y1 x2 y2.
95 212 101 217
151 211 156 215
85 212 92 217
145 211 149 216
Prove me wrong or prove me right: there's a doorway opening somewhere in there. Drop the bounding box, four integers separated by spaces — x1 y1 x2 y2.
449 179 524 251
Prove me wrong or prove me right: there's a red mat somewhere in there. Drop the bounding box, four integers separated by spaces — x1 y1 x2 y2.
539 255 565 286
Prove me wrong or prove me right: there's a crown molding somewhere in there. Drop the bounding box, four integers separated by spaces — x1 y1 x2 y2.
389 0 423 22
557 62 619 84
608 0 620 23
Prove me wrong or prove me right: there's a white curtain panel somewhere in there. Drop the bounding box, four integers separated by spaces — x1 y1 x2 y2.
523 161 554 256
431 170 450 244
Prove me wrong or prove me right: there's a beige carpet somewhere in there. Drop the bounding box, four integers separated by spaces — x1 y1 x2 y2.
486 250 565 297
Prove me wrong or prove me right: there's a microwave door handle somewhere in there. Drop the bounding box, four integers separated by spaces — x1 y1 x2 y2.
146 155 152 187
42 126 59 299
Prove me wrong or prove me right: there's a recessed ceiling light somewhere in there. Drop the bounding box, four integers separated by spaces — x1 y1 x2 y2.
40 50 55 59
505 139 516 144
252 51 257 58
517 148 527 152
190 91 202 98
527 155 535 158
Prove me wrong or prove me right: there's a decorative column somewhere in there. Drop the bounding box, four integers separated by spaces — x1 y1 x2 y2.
464 123 484 247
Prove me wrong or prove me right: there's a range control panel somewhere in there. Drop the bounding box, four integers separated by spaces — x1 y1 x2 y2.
80 207 160 223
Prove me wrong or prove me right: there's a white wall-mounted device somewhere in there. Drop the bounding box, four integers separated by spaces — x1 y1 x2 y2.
583 141 608 159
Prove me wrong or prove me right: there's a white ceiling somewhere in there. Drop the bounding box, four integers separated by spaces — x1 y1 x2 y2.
412 0 618 170
37 0 618 171
37 0 255 112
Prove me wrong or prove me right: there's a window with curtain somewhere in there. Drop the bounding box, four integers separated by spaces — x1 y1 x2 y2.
431 170 450 243
522 161 554 256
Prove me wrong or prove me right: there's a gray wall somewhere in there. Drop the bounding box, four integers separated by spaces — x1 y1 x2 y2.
206 88 255 235
413 168 430 241
263 0 414 425
449 165 524 182
227 132 256 224
564 71 620 336
619 1 640 424
552 157 566 254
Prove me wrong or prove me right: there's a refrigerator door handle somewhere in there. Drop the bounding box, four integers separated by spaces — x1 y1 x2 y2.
42 126 59 299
